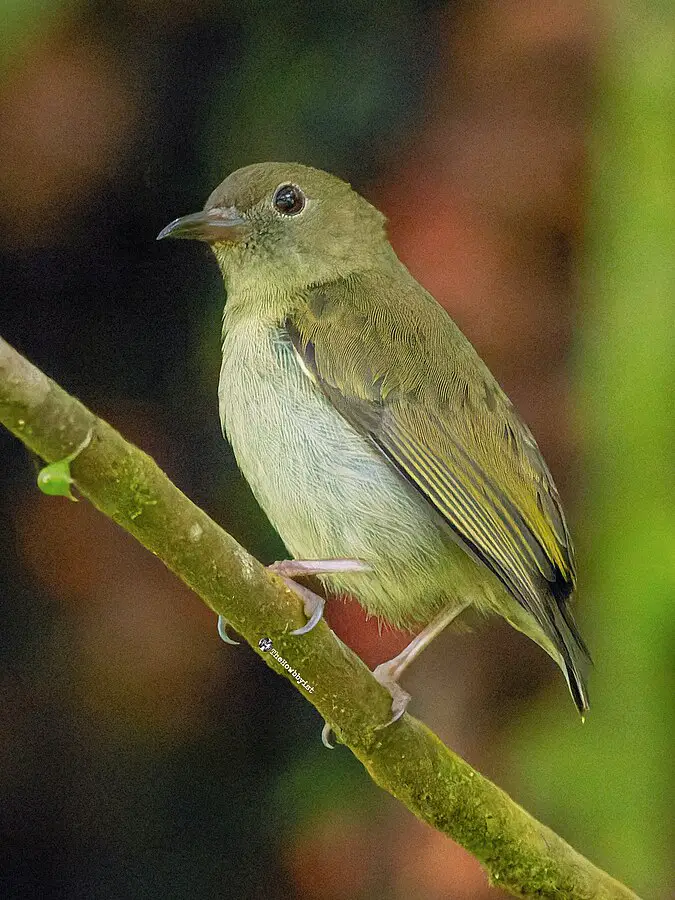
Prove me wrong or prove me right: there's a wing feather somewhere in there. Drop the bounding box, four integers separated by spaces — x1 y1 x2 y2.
284 274 587 672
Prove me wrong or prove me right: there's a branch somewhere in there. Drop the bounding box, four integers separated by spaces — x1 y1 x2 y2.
0 336 639 900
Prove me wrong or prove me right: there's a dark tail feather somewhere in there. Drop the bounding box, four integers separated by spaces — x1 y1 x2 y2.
546 575 592 714
564 656 590 715
560 602 592 664
553 605 591 715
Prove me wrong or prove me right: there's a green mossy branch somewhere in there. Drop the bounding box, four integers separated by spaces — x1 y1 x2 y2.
0 336 639 900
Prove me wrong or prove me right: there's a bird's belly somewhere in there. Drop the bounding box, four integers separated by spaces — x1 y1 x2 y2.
219 320 488 627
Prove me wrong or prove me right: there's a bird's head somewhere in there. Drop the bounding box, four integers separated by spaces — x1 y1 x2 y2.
158 162 391 292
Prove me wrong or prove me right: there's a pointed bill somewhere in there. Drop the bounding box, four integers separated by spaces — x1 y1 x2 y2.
157 207 250 243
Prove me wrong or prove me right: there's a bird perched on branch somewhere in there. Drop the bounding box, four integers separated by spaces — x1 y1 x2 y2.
158 162 590 723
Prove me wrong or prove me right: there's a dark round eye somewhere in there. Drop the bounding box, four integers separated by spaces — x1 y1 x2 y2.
273 184 306 216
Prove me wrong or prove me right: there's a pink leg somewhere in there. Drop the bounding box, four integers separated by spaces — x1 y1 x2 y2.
268 558 372 636
373 601 471 726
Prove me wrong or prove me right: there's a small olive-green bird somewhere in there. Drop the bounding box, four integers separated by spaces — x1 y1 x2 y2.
158 162 590 720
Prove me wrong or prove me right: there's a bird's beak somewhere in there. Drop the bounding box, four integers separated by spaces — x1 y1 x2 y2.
156 207 250 244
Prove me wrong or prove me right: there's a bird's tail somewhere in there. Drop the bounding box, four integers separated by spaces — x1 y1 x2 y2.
505 598 591 715
553 602 591 716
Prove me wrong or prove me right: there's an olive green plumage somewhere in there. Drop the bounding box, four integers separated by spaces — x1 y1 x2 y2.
160 161 590 712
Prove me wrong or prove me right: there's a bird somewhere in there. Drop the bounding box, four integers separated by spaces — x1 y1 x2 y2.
158 161 590 724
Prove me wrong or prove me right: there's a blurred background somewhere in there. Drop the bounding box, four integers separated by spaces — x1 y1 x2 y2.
0 1 672 898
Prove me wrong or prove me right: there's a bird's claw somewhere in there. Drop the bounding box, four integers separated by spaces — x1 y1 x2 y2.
217 615 240 645
287 582 325 635
321 722 335 749
267 557 371 635
318 669 410 748
372 660 412 729
268 557 371 635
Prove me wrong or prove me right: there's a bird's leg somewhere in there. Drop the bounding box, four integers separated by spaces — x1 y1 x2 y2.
268 558 372 578
216 558 371 644
273 558 372 748
268 558 372 636
373 600 471 727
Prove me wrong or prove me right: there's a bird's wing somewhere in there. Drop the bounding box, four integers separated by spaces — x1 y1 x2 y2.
286 274 585 662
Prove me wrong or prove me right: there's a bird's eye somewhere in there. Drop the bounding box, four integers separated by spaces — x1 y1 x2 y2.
273 184 306 216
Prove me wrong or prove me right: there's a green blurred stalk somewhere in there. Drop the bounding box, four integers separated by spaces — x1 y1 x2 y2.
510 3 674 897
580 3 674 891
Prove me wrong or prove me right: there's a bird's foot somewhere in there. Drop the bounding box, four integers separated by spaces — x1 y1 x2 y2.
217 615 240 645
372 658 412 728
368 602 471 726
280 578 326 636
268 558 371 635
215 557 369 644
